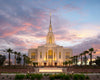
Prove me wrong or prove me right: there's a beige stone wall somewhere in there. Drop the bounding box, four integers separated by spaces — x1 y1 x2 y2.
28 45 72 66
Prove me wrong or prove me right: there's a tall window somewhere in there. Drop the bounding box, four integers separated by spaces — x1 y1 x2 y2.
31 53 35 60
59 52 61 59
49 37 52 44
54 52 55 60
40 52 42 58
66 52 70 59
48 50 53 59
46 52 47 60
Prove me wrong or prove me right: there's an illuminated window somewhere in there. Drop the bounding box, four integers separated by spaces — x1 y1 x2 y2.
59 52 61 59
49 37 52 44
66 52 70 59
40 52 42 58
31 56 35 59
46 52 47 60
54 52 55 58
54 52 55 60
48 50 53 59
31 53 35 59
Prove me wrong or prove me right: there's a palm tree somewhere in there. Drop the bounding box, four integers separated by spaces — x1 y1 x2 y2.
23 54 26 66
16 52 22 65
0 54 6 66
88 48 95 66
13 51 17 65
63 61 68 66
83 51 89 65
71 56 76 65
79 53 83 66
70 57 74 65
3 48 13 66
68 60 72 67
25 56 31 65
75 55 78 65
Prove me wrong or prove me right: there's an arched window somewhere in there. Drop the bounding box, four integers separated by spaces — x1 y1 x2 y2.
59 52 61 59
65 52 70 59
31 53 35 60
54 52 55 60
46 52 47 60
49 36 52 44
40 52 42 58
48 50 53 59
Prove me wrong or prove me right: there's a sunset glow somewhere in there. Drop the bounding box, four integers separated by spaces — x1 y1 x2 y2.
0 0 100 58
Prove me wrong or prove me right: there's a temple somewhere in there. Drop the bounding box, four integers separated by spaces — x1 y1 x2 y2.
28 15 72 66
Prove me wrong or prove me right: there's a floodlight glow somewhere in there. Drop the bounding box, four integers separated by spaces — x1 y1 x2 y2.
39 68 62 72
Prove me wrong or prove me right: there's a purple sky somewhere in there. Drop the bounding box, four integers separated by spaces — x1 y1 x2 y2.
0 0 100 59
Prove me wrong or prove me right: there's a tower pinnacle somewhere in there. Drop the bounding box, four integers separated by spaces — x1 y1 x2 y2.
49 13 52 32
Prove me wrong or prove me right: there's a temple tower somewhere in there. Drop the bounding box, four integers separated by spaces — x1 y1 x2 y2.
46 14 55 44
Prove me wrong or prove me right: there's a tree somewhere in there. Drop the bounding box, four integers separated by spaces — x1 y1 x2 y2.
75 56 78 65
0 54 6 66
95 56 100 66
23 54 31 66
68 60 73 67
23 54 26 66
88 48 95 66
79 53 83 66
3 48 13 66
71 56 76 65
33 62 38 67
25 56 31 65
83 51 89 65
63 61 68 66
13 51 17 65
83 56 88 65
16 52 22 65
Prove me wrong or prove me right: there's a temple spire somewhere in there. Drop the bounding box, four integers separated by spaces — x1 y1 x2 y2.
50 13 51 24
49 13 52 32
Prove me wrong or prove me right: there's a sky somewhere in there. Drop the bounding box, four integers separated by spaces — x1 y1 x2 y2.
0 0 100 59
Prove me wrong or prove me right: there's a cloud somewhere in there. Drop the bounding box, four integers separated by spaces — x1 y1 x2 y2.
63 4 81 11
0 0 100 60
71 34 100 57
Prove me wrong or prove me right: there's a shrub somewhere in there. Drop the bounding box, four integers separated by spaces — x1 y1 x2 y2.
15 74 25 80
85 76 90 80
79 74 85 80
55 74 61 79
49 75 55 80
36 74 43 80
73 74 85 80
73 74 79 80
59 73 65 79
44 73 50 76
64 75 70 80
26 74 30 79
31 74 35 80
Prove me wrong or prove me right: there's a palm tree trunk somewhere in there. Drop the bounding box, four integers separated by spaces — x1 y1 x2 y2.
81 56 82 66
15 54 16 65
85 55 87 66
9 52 10 66
90 52 92 66
23 57 25 66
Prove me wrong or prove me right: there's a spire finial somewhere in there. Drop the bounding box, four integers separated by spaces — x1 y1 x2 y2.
50 13 51 24
49 13 52 32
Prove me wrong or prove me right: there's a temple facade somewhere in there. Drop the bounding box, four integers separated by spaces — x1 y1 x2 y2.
28 15 72 66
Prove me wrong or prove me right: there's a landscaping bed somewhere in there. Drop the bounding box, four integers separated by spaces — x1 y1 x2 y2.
0 73 99 80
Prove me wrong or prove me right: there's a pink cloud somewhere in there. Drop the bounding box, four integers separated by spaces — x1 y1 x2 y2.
23 23 41 29
0 26 28 38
